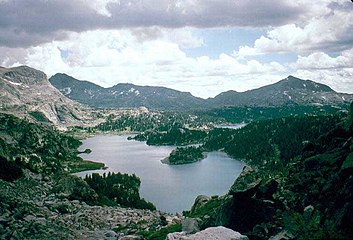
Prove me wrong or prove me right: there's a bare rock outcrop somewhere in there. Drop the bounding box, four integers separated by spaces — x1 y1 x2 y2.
0 65 99 129
167 226 248 240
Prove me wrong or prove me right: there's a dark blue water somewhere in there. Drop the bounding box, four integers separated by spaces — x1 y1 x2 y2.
76 134 245 213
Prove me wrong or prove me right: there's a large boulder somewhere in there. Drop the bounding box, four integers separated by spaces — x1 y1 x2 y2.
167 226 248 240
229 166 262 198
190 195 210 213
182 218 200 234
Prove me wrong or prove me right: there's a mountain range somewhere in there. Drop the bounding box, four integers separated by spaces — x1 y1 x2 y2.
1 65 352 125
49 73 205 109
49 73 353 110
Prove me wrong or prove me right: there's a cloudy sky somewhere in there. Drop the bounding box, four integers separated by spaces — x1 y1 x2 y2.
0 0 352 98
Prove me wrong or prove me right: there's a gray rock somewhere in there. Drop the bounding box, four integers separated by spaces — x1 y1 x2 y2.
167 226 248 240
229 166 262 195
269 230 295 240
119 235 143 239
182 218 199 234
190 195 210 213
104 230 118 238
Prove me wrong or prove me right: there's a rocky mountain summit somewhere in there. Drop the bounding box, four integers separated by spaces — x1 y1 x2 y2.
0 66 99 129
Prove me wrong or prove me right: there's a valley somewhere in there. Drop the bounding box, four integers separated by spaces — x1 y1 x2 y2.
1 1 352 239
1 65 353 239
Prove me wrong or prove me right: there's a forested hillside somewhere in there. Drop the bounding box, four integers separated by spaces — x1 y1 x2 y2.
0 112 85 178
204 114 344 172
186 103 353 239
84 172 156 210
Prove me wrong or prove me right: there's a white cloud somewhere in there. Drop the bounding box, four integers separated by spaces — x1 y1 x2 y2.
295 49 353 70
2 29 287 98
1 1 353 99
293 48 353 93
234 1 353 58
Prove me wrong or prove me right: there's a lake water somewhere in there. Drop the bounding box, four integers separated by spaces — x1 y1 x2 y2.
76 135 245 213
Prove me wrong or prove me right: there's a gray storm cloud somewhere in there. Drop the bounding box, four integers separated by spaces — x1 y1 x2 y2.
0 0 303 48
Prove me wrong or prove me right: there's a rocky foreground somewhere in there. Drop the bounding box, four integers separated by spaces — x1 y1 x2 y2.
0 170 181 239
0 170 249 240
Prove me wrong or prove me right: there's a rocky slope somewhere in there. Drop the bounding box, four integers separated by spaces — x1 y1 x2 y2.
49 73 205 110
0 66 99 129
0 171 177 240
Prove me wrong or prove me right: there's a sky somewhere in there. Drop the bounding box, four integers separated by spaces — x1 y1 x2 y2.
0 0 352 98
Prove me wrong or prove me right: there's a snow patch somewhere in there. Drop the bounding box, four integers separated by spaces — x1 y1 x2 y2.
61 87 72 95
128 88 135 93
283 91 292 100
135 90 140 96
342 96 346 101
9 81 21 86
84 89 95 98
6 80 22 86
3 79 30 88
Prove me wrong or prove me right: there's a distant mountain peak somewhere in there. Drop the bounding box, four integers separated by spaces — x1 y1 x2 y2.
209 75 350 107
0 65 47 85
279 75 333 93
0 66 93 128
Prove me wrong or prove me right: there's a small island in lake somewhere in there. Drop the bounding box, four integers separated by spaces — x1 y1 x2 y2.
162 146 207 165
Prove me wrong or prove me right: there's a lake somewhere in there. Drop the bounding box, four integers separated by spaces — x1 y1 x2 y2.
76 134 245 213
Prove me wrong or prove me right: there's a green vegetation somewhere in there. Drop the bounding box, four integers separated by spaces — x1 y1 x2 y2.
163 146 205 165
283 209 337 240
203 114 343 174
84 172 156 210
66 160 105 173
0 112 87 175
197 105 346 123
0 155 23 181
94 111 214 133
137 223 182 240
28 111 51 123
134 127 207 146
185 107 353 239
184 197 225 219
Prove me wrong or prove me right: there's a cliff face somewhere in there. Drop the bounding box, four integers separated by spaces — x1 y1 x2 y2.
0 66 96 129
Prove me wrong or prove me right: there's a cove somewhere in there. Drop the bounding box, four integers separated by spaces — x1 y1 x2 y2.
76 134 245 213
